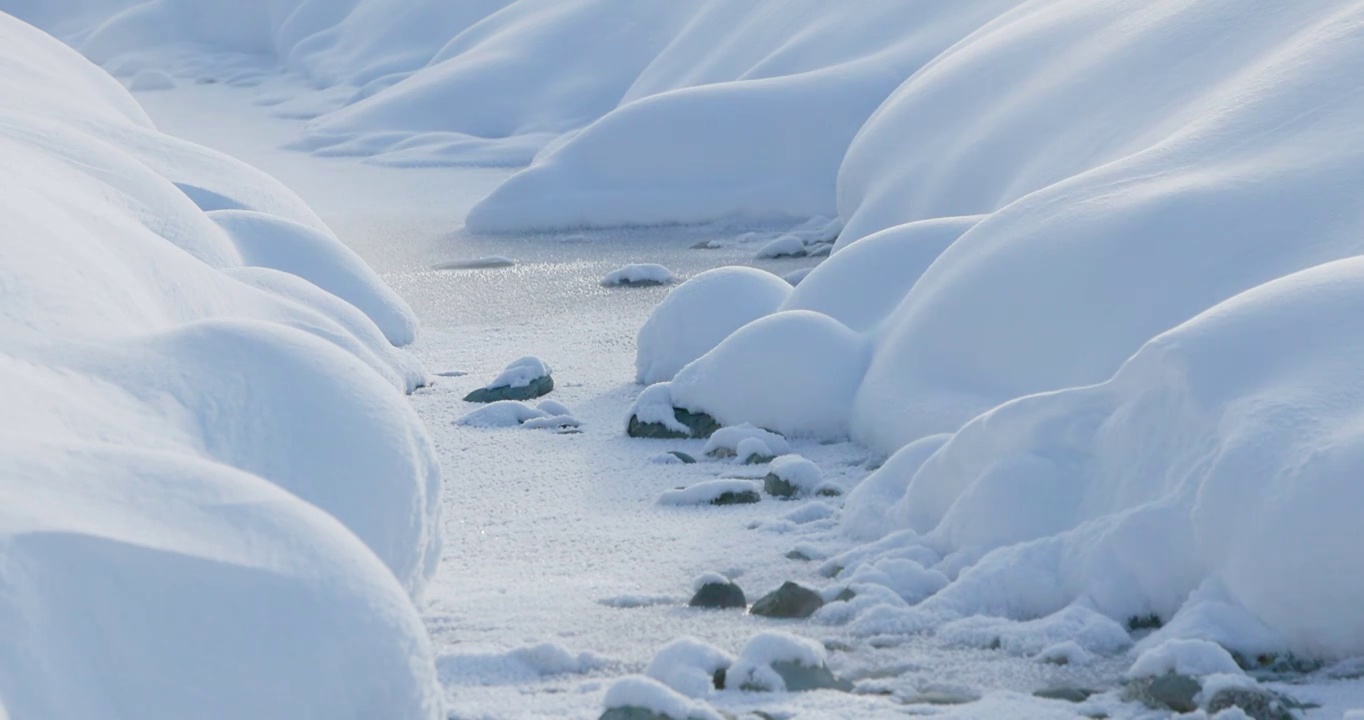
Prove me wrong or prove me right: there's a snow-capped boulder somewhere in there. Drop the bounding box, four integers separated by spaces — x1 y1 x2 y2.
465 356 554 403
602 263 677 287
728 632 850 693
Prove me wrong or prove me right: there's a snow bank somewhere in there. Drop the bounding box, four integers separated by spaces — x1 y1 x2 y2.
0 13 440 717
671 311 867 439
635 267 790 385
836 257 1364 658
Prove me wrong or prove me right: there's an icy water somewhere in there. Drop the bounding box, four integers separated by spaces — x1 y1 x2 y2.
141 79 1137 719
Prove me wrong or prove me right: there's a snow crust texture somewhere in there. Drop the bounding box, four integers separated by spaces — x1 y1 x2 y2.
0 13 440 719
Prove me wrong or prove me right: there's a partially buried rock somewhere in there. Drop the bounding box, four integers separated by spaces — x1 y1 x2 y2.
668 450 697 464
627 408 720 440
1034 687 1098 703
1122 673 1201 714
465 356 554 403
1205 687 1296 720
750 581 825 619
689 581 746 609
712 489 760 506
768 660 852 692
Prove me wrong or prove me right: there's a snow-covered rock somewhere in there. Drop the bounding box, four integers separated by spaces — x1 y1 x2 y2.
657 480 761 508
635 267 789 385
644 637 733 697
601 676 722 720
671 311 867 439
465 356 554 403
763 455 822 499
700 425 791 460
601 263 677 288
727 631 850 693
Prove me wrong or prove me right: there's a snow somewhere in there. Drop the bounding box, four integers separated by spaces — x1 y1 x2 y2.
767 455 823 496
602 676 722 720
671 311 868 439
645 636 733 698
1128 639 1245 679
635 266 790 385
700 425 791 460
457 400 579 430
627 382 688 434
755 235 807 260
726 631 828 693
657 480 761 508
601 263 677 287
483 355 552 389
0 12 440 718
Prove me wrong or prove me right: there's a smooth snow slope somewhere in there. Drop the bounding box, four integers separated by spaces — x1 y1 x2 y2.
0 13 440 718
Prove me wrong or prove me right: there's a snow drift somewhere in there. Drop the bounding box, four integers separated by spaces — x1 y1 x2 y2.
0 12 440 718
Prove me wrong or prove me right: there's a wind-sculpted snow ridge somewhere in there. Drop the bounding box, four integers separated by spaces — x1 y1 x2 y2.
0 13 440 719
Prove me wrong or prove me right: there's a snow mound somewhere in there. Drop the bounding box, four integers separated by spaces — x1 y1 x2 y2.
672 311 868 439
727 631 828 693
457 400 579 431
645 636 733 698
636 266 790 385
603 676 722 720
0 12 440 717
766 455 822 495
484 355 552 389
842 257 1364 658
1129 639 1244 679
601 263 677 287
755 235 807 260
437 642 611 686
701 425 791 460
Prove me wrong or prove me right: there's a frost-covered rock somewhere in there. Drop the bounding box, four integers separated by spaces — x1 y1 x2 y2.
600 676 722 720
658 480 761 507
635 267 790 385
688 575 746 610
465 356 554 403
602 263 677 287
728 631 850 693
763 455 821 499
671 311 867 439
750 582 825 619
626 383 720 440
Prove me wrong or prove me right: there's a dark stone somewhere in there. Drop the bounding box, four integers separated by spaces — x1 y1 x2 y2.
834 588 856 602
1123 673 1201 713
667 451 696 464
785 550 812 561
712 667 726 690
1126 613 1163 632
627 408 720 439
614 279 668 288
764 473 798 499
464 375 554 403
711 490 761 506
1034 687 1098 703
769 660 852 692
1205 687 1296 720
743 453 776 465
750 581 825 619
815 486 842 497
689 581 746 609
599 708 678 720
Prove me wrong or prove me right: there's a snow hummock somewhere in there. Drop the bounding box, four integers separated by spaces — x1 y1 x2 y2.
1128 639 1245 680
657 480 760 507
701 425 791 460
645 636 734 698
766 455 822 495
726 631 828 693
0 12 440 718
671 311 867 439
602 676 723 720
601 263 677 287
635 266 790 385
457 400 580 430
483 355 552 389
755 234 806 260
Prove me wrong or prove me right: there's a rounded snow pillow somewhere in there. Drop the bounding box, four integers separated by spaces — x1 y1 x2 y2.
635 266 790 384
671 310 867 439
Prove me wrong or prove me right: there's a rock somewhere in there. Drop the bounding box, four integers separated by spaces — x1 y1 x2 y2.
712 667 727 690
627 408 720 439
769 660 852 692
1123 673 1201 713
744 453 775 465
834 588 856 602
750 582 825 619
464 374 554 403
599 708 679 720
1205 687 1296 720
815 485 842 497
667 451 697 464
905 685 981 706
763 473 797 498
711 490 760 506
785 550 812 561
1034 687 1098 703
689 581 746 609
